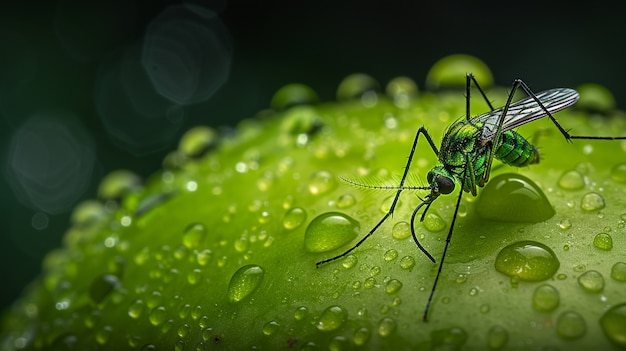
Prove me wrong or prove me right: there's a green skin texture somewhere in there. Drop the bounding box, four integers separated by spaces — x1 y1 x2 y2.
2 87 626 350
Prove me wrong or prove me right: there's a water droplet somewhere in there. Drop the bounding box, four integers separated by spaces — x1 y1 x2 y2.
337 194 356 209
599 303 626 347
593 232 613 250
98 170 142 200
399 256 415 271
392 221 411 240
282 207 307 230
262 320 280 336
328 336 349 351
95 325 112 345
177 323 190 338
178 126 218 158
294 306 308 321
577 270 604 293
383 249 398 262
385 279 402 294
149 306 167 326
426 54 493 89
363 277 376 289
227 265 265 303
386 77 418 108
182 223 206 249
581 192 605 211
423 212 446 232
304 212 359 253
336 73 380 101
532 284 559 312
89 274 120 305
187 269 202 285
558 219 572 230
342 255 357 269
558 170 585 190
353 327 371 346
476 173 554 222
610 163 626 184
308 170 336 195
377 317 397 337
487 325 508 350
556 311 586 340
128 299 145 319
430 326 468 350
316 305 347 331
271 84 319 110
611 262 626 282
494 241 560 281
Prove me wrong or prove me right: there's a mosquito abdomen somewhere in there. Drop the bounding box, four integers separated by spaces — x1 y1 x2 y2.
495 130 539 167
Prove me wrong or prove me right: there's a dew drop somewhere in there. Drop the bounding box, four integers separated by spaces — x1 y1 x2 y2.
593 232 613 250
386 76 418 108
178 126 218 158
392 221 411 240
580 192 605 211
556 311 586 340
316 305 347 332
430 326 468 350
336 73 380 101
385 279 402 294
342 255 357 269
98 170 142 200
423 212 446 232
377 317 397 337
282 207 307 230
271 83 319 110
182 223 206 249
383 249 398 262
128 299 145 319
304 212 359 253
494 241 560 281
95 325 112 345
487 325 508 350
149 306 167 326
476 173 554 222
227 264 265 303
308 170 336 195
262 320 280 336
399 256 415 271
558 219 572 230
577 270 604 293
294 306 308 321
599 303 626 347
611 262 626 281
532 284 559 312
337 194 356 209
610 163 626 184
558 170 585 190
353 327 371 346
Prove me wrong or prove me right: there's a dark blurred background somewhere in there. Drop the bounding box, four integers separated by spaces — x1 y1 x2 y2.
2 0 625 313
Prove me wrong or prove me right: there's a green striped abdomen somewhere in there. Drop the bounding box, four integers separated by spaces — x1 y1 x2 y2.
495 130 539 167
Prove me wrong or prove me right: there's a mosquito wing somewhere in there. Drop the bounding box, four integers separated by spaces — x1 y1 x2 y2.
477 88 580 141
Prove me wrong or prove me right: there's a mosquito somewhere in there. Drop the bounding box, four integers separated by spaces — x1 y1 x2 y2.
316 73 626 322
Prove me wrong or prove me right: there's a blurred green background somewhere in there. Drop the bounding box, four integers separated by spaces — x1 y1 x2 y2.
1 0 626 315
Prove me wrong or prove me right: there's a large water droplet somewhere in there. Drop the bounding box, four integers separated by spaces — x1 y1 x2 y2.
580 192 605 211
316 305 347 332
593 232 613 250
227 265 265 303
611 262 626 282
426 54 493 89
476 173 554 223
599 303 626 347
282 207 307 230
557 170 585 190
556 311 586 340
392 221 411 240
494 241 560 281
577 270 604 293
304 212 359 253
532 284 559 312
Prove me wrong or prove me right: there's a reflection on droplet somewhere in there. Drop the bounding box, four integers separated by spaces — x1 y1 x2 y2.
476 173 554 222
599 303 626 347
494 241 560 281
304 212 359 253
227 265 265 303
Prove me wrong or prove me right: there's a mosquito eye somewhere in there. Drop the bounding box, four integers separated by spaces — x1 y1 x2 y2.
436 176 455 194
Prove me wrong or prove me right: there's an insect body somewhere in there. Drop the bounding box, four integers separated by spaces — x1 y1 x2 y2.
316 73 626 321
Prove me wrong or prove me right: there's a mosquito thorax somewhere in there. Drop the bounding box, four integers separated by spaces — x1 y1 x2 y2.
427 166 455 195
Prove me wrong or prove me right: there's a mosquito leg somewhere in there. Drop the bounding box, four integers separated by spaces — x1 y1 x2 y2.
316 126 439 267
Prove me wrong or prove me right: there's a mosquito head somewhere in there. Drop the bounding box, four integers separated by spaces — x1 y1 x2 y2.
427 166 455 195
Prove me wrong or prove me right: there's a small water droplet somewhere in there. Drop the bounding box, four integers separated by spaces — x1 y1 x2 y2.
577 270 604 293
282 207 307 230
558 170 585 190
308 170 336 195
95 325 112 345
316 305 347 331
178 126 218 158
580 192 605 211
610 163 626 184
476 173 554 222
383 249 398 262
128 299 145 319
392 221 411 240
304 212 360 253
611 262 626 281
423 212 446 232
182 223 206 249
399 256 415 271
294 306 308 321
262 320 280 336
386 77 418 108
593 232 613 250
98 170 142 200
149 306 167 326
385 279 402 294
227 265 265 303
599 303 626 347
271 84 319 110
556 311 586 340
187 269 202 285
494 241 560 281
558 219 572 230
342 255 357 269
532 284 559 312
177 324 190 338
337 194 356 209
195 249 212 266
377 317 397 337
487 325 508 350
336 73 380 101
430 326 468 349
353 327 371 346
